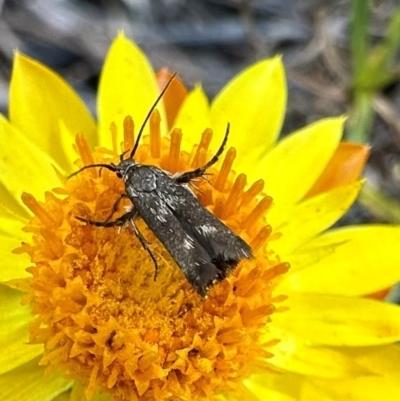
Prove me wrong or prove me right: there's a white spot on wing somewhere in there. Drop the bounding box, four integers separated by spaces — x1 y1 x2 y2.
155 204 169 223
199 225 218 235
157 214 167 223
183 238 195 250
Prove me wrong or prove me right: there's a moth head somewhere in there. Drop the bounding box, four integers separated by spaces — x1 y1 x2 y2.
114 159 136 180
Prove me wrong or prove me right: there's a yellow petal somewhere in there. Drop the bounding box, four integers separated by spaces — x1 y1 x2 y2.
214 394 250 401
268 326 368 378
244 373 299 401
210 57 286 182
9 53 96 171
0 115 61 210
0 235 30 282
273 292 400 346
71 382 112 401
271 180 362 255
0 183 30 220
299 381 336 401
261 118 344 224
303 376 400 401
302 347 400 401
283 226 400 296
98 33 166 148
172 85 211 151
53 390 71 401
0 203 29 238
0 202 31 281
53 391 72 401
340 344 400 375
0 286 42 374
0 357 72 401
59 120 79 169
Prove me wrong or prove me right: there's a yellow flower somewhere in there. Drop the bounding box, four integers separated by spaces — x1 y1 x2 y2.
1 32 400 401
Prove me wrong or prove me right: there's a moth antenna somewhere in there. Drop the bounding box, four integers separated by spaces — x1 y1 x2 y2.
68 163 116 179
120 149 130 162
200 122 230 171
129 72 177 159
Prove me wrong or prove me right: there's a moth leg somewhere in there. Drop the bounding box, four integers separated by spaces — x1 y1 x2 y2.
76 208 135 227
174 123 230 184
130 219 159 280
77 210 159 279
104 193 129 222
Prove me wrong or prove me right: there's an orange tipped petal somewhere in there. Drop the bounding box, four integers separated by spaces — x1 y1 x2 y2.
306 142 370 198
367 288 391 300
156 68 188 129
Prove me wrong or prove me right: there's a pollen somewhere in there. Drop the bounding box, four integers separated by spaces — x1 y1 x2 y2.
20 114 289 401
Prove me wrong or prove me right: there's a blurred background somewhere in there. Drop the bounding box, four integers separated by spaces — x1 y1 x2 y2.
0 0 399 229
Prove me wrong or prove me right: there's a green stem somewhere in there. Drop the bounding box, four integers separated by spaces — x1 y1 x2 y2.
346 91 374 143
350 0 371 80
359 184 400 223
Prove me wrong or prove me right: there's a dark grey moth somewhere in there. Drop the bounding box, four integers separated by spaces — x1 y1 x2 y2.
69 76 252 296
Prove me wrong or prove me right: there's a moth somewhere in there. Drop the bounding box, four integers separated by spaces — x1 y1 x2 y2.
70 75 252 296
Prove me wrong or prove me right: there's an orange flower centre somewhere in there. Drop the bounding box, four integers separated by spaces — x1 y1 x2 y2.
19 113 289 401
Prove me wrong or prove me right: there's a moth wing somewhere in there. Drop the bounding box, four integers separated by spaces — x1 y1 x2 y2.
131 191 225 296
156 172 253 272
